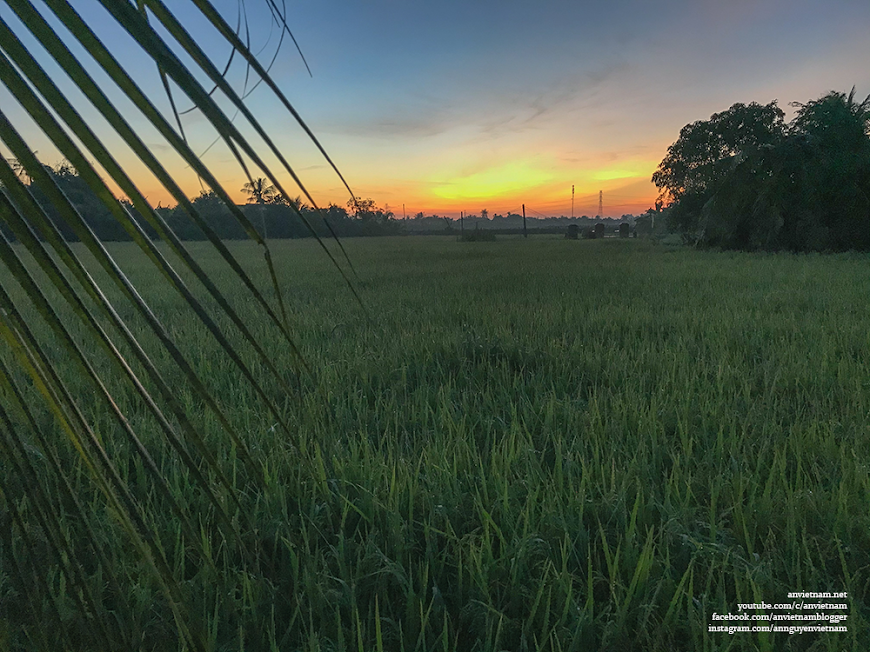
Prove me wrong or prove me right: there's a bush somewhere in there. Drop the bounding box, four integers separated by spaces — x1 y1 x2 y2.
461 228 496 242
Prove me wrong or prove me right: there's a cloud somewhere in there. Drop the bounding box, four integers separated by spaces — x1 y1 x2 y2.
314 91 462 139
314 56 632 146
470 61 632 138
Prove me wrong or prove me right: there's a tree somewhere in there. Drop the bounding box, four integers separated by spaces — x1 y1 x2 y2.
241 178 281 238
652 101 786 236
345 197 400 235
268 193 307 210
679 89 870 251
347 196 377 216
240 176 276 204
790 88 870 250
791 86 870 152
23 159 132 241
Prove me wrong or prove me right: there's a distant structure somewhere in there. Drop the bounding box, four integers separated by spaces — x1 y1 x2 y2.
619 223 630 238
566 224 579 239
597 190 603 219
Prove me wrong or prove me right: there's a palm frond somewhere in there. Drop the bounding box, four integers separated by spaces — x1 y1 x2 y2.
0 1 358 648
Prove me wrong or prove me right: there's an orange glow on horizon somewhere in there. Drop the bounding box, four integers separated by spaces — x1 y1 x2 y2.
128 152 662 218
135 180 659 218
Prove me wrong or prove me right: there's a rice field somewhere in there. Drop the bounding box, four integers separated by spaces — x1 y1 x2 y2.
1 235 868 651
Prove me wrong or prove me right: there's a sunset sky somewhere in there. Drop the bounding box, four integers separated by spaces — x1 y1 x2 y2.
2 0 870 217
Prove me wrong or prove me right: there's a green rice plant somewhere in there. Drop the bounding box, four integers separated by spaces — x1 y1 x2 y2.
0 1 357 649
199 236 862 652
461 229 497 242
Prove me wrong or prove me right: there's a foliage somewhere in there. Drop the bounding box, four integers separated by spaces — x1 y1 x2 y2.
21 160 140 241
3 169 406 241
655 90 870 251
2 0 865 647
240 176 276 204
460 227 496 241
652 101 787 236
3 238 867 650
0 1 358 650
346 197 403 236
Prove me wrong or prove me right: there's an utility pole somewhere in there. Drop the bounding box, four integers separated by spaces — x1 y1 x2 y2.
598 190 603 219
571 185 574 219
460 210 464 237
522 204 527 238
403 203 406 220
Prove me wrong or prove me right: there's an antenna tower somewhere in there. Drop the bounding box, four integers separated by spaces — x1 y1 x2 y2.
597 190 603 219
571 185 575 219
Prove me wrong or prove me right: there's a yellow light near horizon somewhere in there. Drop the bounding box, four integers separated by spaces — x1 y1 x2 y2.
593 163 655 182
432 160 553 201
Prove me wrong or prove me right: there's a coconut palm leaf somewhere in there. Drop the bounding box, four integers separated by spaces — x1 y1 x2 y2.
0 0 358 648
152 0 364 282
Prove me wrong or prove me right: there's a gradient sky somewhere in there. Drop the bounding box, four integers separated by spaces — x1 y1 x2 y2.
2 0 869 217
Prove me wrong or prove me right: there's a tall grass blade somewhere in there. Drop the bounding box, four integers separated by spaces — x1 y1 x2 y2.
0 300 204 652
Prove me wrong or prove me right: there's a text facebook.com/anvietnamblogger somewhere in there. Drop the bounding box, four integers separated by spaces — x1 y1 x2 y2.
708 592 849 635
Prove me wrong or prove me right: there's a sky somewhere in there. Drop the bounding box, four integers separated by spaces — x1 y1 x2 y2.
2 0 870 218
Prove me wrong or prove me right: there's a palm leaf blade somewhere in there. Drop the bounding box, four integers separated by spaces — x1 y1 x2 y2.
0 0 363 647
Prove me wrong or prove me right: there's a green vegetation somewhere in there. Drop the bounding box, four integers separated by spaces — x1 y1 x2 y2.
653 90 870 252
461 227 497 242
3 237 867 651
1 3 867 651
2 163 637 242
0 162 405 242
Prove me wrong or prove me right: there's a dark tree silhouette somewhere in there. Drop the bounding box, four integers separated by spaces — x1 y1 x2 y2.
240 177 276 204
655 89 870 251
652 101 786 237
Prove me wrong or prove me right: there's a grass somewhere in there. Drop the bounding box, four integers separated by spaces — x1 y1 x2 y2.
1 235 868 651
460 229 497 242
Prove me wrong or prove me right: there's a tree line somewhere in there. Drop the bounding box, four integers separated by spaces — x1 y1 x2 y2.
653 87 870 252
0 165 404 242
402 212 642 234
1 163 647 242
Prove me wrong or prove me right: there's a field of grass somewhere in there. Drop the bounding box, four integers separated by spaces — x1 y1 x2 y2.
1 235 868 651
